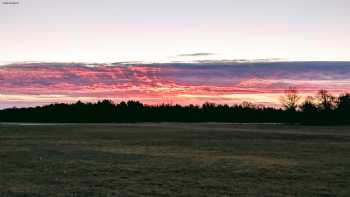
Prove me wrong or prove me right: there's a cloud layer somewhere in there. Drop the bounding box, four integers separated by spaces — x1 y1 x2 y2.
1 61 350 108
176 53 216 57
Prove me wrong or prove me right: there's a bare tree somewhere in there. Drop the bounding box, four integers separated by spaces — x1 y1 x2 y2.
280 87 301 111
300 96 318 112
241 101 256 109
317 90 335 111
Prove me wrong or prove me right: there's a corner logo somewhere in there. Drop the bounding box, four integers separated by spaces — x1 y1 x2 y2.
2 1 19 5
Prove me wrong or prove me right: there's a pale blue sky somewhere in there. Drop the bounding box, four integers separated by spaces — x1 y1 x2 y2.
1 0 349 63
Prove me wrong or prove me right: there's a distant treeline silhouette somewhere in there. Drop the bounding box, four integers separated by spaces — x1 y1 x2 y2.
1 89 350 124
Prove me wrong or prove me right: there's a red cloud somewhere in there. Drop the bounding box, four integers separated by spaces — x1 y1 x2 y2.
1 62 350 107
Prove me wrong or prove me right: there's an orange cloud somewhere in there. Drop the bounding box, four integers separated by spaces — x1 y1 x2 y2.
1 62 350 108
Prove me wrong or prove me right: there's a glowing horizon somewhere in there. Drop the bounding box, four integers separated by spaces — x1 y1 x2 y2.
1 61 350 109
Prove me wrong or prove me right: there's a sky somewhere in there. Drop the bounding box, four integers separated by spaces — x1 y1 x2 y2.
1 61 350 108
1 0 350 63
1 1 350 108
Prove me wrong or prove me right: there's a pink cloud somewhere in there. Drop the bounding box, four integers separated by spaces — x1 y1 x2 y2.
1 62 350 108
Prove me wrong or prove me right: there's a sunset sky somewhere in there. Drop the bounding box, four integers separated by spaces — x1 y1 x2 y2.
1 1 350 108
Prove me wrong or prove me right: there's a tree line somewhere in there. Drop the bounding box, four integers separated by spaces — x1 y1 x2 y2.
0 89 350 124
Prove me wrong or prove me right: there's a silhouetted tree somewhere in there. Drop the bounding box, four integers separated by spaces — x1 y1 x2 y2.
241 101 256 109
280 87 301 111
317 90 335 112
1 90 350 124
300 96 318 113
336 93 350 112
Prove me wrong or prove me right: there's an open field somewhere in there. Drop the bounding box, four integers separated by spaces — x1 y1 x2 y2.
0 123 350 197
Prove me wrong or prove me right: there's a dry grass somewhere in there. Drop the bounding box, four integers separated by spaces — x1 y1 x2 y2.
0 123 349 196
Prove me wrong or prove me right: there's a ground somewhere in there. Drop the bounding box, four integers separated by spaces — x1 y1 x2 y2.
0 123 349 197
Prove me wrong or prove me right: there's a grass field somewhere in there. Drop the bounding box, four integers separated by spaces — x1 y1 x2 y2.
0 123 349 197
